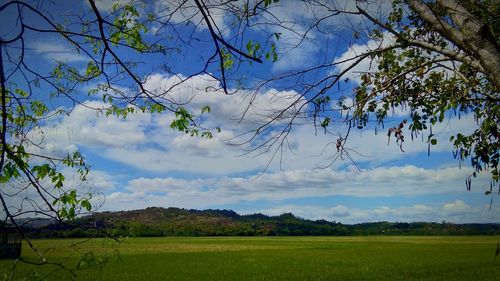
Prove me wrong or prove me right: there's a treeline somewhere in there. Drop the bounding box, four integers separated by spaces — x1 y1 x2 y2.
24 207 500 238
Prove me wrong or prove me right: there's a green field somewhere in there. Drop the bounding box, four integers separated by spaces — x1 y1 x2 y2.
1 236 499 280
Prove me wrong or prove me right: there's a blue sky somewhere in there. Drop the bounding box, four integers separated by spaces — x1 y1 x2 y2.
2 0 498 224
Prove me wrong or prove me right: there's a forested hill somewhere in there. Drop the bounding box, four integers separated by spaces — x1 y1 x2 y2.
25 207 500 238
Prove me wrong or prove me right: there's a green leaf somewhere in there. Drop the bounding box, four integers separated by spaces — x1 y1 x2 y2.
321 117 331 129
246 40 253 54
80 200 92 211
201 105 211 114
86 61 100 78
201 131 213 139
30 100 49 117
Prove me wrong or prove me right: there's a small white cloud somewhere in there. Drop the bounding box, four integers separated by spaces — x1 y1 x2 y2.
330 205 350 217
90 0 132 12
31 41 88 63
442 200 470 214
333 31 396 85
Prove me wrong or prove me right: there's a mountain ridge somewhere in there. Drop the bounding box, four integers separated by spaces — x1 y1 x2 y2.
19 206 500 238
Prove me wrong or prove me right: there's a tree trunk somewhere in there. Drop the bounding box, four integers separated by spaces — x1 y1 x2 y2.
406 0 500 90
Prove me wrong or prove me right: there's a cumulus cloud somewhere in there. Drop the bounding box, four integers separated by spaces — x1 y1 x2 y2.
7 1 494 225
442 200 471 214
0 167 116 219
144 73 304 130
26 74 313 174
26 72 480 176
25 100 153 157
15 61 485 221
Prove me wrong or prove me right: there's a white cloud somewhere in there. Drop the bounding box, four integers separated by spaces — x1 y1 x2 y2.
269 24 319 71
333 31 396 85
26 73 480 176
100 165 492 213
94 0 124 11
26 74 312 175
25 101 152 157
0 167 118 219
257 0 393 71
254 204 351 220
154 0 229 34
333 26 463 89
7 1 495 225
77 170 118 192
31 41 88 63
253 201 499 224
442 200 471 214
143 73 305 130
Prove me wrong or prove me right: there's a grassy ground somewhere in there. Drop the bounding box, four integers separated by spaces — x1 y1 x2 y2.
1 236 499 280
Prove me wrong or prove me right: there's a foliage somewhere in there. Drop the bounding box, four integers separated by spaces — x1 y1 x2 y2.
1 0 254 272
1 0 285 233
231 0 499 191
352 0 500 185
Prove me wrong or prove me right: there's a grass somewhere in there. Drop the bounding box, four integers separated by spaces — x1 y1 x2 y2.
1 236 499 280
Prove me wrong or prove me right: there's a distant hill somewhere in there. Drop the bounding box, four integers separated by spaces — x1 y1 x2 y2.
23 207 500 238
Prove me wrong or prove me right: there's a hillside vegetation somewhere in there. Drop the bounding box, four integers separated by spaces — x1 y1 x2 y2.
21 207 500 238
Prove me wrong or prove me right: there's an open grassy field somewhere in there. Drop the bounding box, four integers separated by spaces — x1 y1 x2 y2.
1 236 499 280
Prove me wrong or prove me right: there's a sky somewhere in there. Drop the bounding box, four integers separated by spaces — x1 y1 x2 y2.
1 0 499 224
